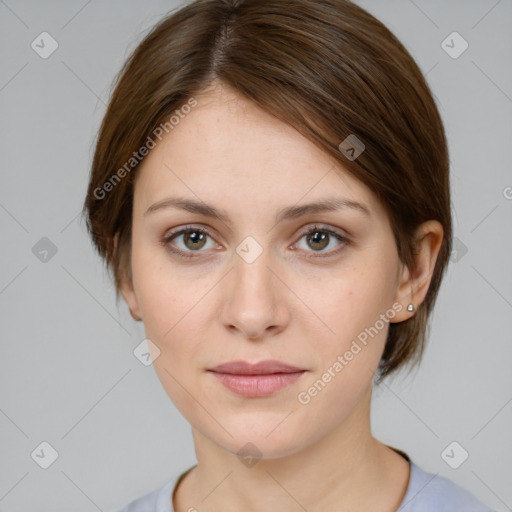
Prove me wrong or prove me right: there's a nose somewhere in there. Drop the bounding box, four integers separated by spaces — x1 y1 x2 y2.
219 246 290 341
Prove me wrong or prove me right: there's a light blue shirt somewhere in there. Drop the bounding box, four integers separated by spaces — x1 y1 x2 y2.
114 459 495 511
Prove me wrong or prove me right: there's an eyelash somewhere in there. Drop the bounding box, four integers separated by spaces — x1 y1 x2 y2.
161 224 350 260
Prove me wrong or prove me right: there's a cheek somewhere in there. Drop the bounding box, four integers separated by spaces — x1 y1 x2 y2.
296 259 398 402
131 243 190 335
131 249 217 381
133 263 207 413
309 261 397 344
294 277 393 423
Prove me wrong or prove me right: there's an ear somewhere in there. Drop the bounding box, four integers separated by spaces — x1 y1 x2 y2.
114 232 142 322
391 220 444 323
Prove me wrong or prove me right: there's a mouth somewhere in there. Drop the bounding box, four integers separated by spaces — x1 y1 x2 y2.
207 360 307 398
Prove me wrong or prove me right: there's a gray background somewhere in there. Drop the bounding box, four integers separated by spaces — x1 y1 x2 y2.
1 0 511 511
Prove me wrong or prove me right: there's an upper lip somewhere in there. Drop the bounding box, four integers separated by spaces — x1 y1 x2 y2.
208 360 306 375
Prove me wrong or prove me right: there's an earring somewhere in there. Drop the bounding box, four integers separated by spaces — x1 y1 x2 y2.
407 304 414 312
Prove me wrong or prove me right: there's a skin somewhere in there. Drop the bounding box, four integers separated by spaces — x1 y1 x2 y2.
119 81 444 512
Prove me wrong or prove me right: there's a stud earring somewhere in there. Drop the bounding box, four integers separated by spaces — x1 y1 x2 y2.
407 304 414 312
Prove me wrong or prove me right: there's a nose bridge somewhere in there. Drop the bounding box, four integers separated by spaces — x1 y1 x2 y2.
234 239 277 308
235 242 274 298
220 238 287 338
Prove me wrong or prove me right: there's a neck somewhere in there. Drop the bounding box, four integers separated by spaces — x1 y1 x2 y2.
174 386 410 512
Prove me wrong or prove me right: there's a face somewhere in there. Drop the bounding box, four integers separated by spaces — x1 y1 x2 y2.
121 82 412 459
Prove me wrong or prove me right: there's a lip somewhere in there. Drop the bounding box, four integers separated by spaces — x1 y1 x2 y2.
207 360 307 398
208 359 305 375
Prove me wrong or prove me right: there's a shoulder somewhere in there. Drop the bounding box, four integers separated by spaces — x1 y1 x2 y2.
399 460 496 512
111 479 174 512
111 465 195 512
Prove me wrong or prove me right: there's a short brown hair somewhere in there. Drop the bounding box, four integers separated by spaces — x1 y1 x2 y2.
82 0 452 382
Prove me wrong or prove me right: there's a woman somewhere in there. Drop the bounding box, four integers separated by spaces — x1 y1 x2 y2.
83 0 495 510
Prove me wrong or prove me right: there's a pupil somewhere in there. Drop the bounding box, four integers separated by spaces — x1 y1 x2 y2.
310 231 328 250
187 231 205 248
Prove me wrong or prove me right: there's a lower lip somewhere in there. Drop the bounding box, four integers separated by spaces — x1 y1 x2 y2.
209 371 306 397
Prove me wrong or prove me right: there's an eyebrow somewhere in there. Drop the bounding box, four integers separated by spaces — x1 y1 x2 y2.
144 196 371 223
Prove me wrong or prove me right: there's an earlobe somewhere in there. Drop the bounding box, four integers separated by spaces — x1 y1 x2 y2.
392 220 444 323
121 280 142 322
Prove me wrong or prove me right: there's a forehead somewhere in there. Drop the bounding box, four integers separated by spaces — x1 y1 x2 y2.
133 84 379 217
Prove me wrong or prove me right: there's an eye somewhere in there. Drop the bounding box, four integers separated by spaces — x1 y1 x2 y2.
161 225 218 259
293 224 350 257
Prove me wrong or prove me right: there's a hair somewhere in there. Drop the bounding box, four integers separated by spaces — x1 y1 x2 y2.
82 0 452 382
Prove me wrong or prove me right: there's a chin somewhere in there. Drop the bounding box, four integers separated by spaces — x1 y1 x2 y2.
233 440 303 463
210 421 309 462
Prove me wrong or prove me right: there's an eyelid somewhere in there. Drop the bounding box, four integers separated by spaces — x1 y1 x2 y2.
295 223 350 242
